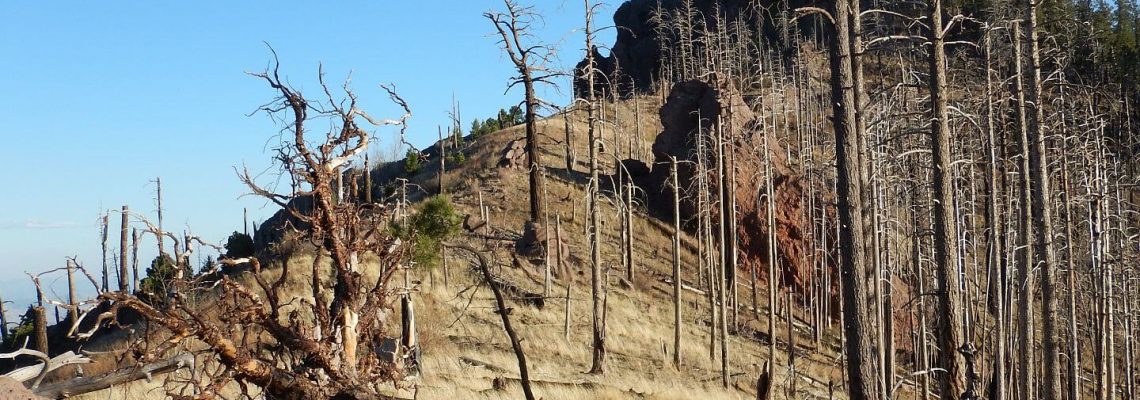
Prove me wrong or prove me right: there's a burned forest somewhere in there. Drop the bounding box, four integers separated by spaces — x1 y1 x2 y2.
2 0 1139 399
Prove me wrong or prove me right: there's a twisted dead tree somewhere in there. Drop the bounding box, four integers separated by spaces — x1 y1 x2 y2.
69 53 416 400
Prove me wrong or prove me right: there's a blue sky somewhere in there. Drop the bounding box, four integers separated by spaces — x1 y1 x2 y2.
0 1 616 316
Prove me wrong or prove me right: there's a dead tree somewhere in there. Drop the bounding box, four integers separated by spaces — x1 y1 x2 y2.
0 291 8 344
76 58 417 400
154 176 164 255
66 259 78 324
486 0 560 252
438 127 446 195
1023 0 1063 397
928 0 967 396
450 244 535 400
672 156 683 369
32 306 47 354
119 205 129 292
130 228 140 291
581 0 608 375
1011 20 1037 399
814 0 881 397
100 212 109 292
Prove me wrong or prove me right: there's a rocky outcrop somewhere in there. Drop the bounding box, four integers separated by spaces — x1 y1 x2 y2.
576 0 755 96
642 78 832 293
498 138 528 169
574 0 811 96
254 196 314 251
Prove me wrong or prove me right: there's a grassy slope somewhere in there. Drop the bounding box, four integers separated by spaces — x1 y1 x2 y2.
409 98 848 399
75 96 854 400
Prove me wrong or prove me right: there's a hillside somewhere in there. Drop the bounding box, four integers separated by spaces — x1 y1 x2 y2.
58 93 858 400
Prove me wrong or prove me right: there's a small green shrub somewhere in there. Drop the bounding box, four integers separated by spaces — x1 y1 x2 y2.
139 254 191 305
390 195 461 270
446 151 466 166
6 306 36 346
404 149 422 174
469 106 524 138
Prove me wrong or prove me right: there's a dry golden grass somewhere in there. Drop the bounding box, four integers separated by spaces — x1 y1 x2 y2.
74 97 864 399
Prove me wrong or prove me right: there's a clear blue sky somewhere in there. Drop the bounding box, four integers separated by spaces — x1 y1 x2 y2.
0 1 616 316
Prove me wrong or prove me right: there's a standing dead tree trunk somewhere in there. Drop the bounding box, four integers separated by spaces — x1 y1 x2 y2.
672 156 683 369
564 111 575 173
928 0 967 396
100 213 109 292
32 306 48 354
982 25 1008 400
486 0 560 254
119 205 130 292
66 259 78 324
1023 0 1063 397
438 127 446 195
581 0 608 375
154 177 164 256
715 118 730 388
1011 20 1037 400
0 291 8 344
130 228 140 292
814 1 881 397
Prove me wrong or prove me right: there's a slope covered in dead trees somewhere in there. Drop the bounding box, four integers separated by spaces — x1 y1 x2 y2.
638 78 832 293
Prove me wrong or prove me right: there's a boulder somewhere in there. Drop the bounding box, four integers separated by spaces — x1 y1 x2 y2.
498 138 528 169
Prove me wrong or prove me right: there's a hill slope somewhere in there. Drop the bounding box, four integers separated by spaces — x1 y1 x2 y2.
70 95 856 400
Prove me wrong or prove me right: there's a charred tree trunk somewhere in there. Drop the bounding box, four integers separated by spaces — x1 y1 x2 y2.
826 0 879 396
32 306 48 354
119 205 130 292
929 0 967 396
439 127 446 195
131 228 140 292
1024 1 1063 397
1012 21 1037 400
460 244 535 400
983 28 1008 400
672 156 683 369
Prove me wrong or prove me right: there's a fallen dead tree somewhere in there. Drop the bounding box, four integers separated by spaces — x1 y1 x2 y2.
0 347 192 400
33 354 193 399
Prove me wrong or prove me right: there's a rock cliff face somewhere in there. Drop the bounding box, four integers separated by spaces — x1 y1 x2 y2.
575 0 805 96
640 79 832 294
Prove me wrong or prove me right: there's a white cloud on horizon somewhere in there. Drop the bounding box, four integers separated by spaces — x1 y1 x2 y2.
0 219 80 230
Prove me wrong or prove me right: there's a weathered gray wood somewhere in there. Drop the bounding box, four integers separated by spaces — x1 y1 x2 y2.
100 213 109 292
33 353 194 399
459 357 509 374
4 351 90 384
